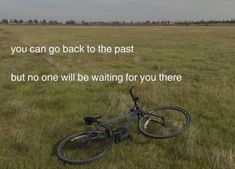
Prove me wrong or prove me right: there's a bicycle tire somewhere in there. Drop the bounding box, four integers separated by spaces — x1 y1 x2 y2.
138 106 191 139
55 130 113 164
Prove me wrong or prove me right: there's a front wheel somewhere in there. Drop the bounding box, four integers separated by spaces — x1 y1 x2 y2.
55 130 113 164
138 106 191 139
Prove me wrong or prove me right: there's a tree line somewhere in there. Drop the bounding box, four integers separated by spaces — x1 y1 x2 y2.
1 19 235 25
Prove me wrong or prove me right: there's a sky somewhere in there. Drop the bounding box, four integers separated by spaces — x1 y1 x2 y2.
0 0 235 21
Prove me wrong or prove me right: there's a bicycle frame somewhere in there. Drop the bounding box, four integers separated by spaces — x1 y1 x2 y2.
56 86 191 164
86 86 166 138
88 87 143 134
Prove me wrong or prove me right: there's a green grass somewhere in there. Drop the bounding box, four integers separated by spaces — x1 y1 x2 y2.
0 25 234 169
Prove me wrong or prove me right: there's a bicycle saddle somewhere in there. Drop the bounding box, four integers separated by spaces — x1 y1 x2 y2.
84 115 102 125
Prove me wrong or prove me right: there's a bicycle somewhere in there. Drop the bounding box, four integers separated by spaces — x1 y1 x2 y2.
55 86 191 164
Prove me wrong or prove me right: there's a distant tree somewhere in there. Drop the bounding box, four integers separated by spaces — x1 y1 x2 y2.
121 21 126 25
40 19 47 24
151 21 157 25
112 21 120 25
28 19 33 24
19 20 24 24
66 20 76 24
34 19 39 24
13 19 19 24
49 20 59 24
145 20 151 24
1 18 235 25
1 19 9 24
9 19 18 24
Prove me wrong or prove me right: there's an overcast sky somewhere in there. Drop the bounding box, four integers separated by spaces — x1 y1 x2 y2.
0 0 235 21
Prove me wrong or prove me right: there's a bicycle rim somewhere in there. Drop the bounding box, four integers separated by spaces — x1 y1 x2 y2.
56 131 113 164
138 106 191 139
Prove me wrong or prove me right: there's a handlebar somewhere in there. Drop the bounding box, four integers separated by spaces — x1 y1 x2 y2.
129 86 139 107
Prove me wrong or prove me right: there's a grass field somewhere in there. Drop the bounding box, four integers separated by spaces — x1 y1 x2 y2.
0 25 234 169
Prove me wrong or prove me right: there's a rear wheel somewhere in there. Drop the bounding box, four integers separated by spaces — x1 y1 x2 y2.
55 131 113 164
138 106 191 139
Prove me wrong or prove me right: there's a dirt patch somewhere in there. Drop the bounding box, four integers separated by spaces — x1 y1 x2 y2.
3 30 12 35
0 28 11 34
0 124 9 137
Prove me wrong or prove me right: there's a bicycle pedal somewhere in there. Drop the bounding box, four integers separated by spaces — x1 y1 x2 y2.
127 135 133 142
123 134 133 144
114 137 122 144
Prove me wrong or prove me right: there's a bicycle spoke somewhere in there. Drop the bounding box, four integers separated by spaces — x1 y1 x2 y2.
139 106 190 138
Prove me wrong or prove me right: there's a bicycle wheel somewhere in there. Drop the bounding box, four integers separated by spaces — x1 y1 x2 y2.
138 106 191 139
55 130 113 164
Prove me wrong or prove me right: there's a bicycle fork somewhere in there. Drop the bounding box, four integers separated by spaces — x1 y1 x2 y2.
143 114 166 129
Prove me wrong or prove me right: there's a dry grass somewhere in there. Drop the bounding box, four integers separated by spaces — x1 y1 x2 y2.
0 25 235 169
